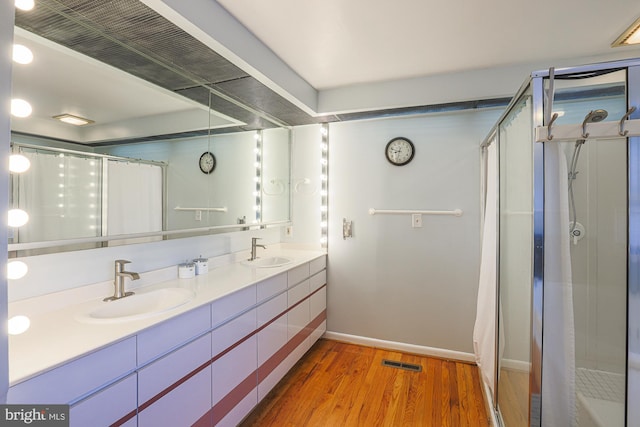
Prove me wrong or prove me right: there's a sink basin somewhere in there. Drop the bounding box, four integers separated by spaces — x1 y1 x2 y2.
77 287 194 324
242 256 292 268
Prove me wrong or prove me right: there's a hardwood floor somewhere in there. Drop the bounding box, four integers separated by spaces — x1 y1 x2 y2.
241 339 490 427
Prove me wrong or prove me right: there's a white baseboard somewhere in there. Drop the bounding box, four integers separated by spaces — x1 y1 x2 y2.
323 331 476 363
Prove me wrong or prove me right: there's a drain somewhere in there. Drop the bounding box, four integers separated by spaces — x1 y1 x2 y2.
381 359 422 372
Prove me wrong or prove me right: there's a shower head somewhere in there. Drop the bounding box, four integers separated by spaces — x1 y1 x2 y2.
576 109 609 145
584 109 608 123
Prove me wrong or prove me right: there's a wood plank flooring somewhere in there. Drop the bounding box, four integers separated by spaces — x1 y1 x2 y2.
240 339 491 427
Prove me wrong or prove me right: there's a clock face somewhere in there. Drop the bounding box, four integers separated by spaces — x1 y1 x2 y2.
199 152 216 174
385 137 415 166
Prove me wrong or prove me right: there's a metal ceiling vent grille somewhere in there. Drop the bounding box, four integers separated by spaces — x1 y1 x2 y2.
381 359 422 372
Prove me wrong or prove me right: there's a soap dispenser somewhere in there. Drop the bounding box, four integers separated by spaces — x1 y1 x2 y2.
193 256 209 275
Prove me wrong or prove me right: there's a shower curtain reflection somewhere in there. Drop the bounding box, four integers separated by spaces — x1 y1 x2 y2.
15 149 102 243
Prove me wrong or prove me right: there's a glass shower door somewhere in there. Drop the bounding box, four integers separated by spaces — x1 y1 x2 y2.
497 87 534 427
546 73 628 427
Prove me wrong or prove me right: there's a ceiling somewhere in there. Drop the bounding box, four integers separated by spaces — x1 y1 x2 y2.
216 0 640 90
11 0 640 144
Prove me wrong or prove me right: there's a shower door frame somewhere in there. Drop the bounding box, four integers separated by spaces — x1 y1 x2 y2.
532 58 640 427
627 63 640 427
484 57 640 426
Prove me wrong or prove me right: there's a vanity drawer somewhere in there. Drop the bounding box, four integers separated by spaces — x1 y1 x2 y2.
8 337 136 404
211 285 256 327
257 273 287 303
288 279 310 308
287 263 310 288
310 270 327 293
70 373 137 427
310 256 326 276
138 333 211 405
212 308 257 356
137 304 210 366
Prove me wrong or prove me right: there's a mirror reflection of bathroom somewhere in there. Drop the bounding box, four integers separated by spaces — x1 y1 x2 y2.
555 70 628 426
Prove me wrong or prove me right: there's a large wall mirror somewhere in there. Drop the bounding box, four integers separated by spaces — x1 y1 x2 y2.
9 0 292 256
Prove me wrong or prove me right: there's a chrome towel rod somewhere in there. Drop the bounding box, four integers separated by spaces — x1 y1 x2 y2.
174 206 228 212
368 208 463 217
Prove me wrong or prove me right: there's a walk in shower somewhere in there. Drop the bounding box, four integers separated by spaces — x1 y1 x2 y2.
476 59 640 426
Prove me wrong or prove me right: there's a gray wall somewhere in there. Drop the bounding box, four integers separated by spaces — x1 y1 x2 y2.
325 109 501 353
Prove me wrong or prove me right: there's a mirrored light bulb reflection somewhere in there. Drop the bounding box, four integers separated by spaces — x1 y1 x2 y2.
8 209 29 227
14 0 34 11
9 154 31 173
7 261 28 280
12 44 33 64
8 315 30 335
11 99 32 118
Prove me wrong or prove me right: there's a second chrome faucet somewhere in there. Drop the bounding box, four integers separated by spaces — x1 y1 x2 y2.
249 237 266 261
104 259 140 301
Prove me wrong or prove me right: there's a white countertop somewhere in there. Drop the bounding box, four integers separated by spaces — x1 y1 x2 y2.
8 246 325 386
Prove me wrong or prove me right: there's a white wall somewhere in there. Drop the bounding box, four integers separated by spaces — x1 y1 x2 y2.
1 0 14 402
325 109 502 353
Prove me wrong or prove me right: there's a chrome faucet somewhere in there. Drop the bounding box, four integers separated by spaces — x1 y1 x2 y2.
249 237 266 261
104 259 139 301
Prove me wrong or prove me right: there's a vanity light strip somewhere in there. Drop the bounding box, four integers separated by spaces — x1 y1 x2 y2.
124 284 327 427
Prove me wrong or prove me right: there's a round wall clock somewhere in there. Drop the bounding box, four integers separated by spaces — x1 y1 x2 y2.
385 137 415 166
199 151 216 174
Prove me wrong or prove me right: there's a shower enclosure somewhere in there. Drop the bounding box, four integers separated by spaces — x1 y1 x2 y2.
478 59 640 426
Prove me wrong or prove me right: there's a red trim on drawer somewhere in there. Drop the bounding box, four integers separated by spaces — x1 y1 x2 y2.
137 359 211 412
212 371 257 425
136 284 327 426
258 309 327 384
193 411 213 427
110 408 137 427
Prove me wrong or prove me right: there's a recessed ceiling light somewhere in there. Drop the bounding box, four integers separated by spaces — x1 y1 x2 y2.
52 114 95 126
612 16 640 47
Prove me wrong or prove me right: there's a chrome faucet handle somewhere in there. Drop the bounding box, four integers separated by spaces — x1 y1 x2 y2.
115 259 132 265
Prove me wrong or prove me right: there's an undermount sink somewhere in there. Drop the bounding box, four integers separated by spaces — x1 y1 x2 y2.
77 287 194 324
242 256 292 268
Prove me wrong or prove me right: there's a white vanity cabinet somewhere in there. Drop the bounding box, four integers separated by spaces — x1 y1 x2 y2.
7 337 137 426
309 269 328 346
136 303 212 426
211 309 257 426
69 374 137 427
137 334 212 427
7 337 136 401
256 274 288 400
209 283 258 426
9 253 326 427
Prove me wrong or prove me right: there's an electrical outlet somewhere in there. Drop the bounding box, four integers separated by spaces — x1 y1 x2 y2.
195 210 202 221
412 213 422 228
285 226 293 237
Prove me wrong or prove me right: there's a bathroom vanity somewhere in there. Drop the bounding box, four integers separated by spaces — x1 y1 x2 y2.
6 248 327 427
